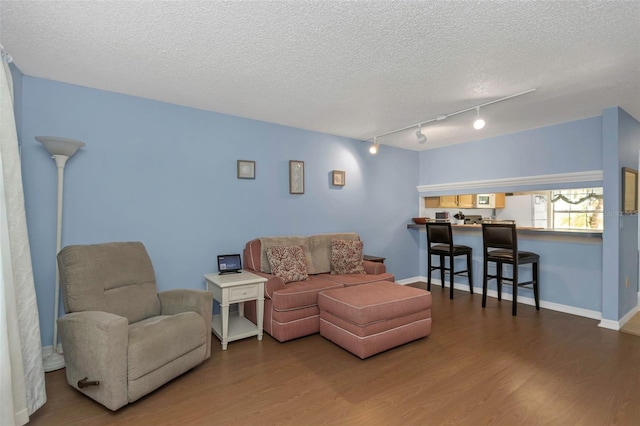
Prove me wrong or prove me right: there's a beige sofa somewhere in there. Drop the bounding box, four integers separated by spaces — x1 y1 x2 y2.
242 233 394 342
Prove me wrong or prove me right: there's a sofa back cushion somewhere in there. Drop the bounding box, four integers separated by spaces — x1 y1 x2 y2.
58 241 161 323
308 233 360 274
257 236 313 274
244 233 360 275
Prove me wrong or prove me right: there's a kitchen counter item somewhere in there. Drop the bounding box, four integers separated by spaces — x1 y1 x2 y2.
464 215 483 224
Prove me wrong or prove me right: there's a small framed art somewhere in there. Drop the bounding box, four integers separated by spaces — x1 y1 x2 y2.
237 160 255 179
622 167 638 214
332 170 345 186
289 160 304 194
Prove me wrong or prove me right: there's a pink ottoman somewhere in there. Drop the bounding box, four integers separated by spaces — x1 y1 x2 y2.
318 281 432 359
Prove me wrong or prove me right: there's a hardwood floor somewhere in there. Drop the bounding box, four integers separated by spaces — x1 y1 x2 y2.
29 283 640 425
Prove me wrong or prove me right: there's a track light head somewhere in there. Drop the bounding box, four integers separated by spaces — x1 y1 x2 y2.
369 137 379 154
415 125 427 144
473 107 485 130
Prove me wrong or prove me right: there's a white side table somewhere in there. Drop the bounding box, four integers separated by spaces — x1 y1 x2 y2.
204 270 266 350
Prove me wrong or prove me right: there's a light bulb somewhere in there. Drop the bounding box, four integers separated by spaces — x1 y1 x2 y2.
474 118 485 130
473 107 485 130
369 137 379 154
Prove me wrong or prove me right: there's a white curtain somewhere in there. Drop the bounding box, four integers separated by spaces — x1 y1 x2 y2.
0 48 47 425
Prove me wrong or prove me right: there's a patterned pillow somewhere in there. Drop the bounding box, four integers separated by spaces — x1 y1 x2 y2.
330 239 366 275
266 245 308 283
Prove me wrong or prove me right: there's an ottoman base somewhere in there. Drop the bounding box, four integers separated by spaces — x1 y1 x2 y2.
318 282 432 359
320 314 431 359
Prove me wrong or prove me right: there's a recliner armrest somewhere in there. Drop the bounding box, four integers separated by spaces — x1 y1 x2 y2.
158 290 213 359
57 311 129 411
363 260 386 275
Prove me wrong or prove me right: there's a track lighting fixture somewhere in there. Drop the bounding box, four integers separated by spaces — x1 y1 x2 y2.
366 88 535 146
473 107 485 130
369 137 379 154
415 124 427 144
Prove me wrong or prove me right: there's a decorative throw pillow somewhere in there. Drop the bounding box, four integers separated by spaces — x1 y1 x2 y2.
330 239 366 275
266 245 308 283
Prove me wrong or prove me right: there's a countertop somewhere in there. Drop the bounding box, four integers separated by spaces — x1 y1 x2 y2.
407 223 602 239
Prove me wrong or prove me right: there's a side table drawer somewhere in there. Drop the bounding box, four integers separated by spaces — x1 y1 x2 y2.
229 284 259 302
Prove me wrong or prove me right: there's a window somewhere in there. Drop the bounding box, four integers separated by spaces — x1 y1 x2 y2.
551 188 603 230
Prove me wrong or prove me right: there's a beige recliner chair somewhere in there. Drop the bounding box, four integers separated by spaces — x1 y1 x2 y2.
57 241 213 411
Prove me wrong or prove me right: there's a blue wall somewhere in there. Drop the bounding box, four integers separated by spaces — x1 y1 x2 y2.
18 76 419 346
420 117 603 192
418 117 607 313
417 111 640 321
617 108 640 317
601 107 640 320
442 232 603 312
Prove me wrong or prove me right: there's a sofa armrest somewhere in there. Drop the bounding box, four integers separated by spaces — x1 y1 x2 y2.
57 311 129 411
363 260 386 275
244 270 285 299
158 290 213 359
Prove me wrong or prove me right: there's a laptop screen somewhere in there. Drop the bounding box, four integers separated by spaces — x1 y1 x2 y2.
217 254 242 273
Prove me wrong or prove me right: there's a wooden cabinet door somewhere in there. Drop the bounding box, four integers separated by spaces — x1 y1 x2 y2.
495 193 506 209
424 197 440 208
457 194 474 208
439 195 458 208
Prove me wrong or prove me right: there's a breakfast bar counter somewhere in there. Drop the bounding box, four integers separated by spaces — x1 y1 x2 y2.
408 221 603 317
407 223 602 242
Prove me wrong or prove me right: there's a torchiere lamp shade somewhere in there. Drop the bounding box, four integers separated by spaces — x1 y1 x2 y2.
35 136 86 157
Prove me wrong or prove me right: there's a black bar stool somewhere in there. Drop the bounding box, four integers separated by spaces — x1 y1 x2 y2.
481 222 540 316
425 221 473 299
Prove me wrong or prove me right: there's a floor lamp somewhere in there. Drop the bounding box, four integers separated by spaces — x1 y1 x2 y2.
36 136 86 372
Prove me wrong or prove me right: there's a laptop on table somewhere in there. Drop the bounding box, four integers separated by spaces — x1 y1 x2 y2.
217 254 242 275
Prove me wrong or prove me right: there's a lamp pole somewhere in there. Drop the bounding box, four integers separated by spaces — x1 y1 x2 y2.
36 136 85 372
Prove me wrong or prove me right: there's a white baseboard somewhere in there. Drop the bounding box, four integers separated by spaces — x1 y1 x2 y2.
397 276 602 320
600 303 640 331
598 319 620 330
41 343 63 357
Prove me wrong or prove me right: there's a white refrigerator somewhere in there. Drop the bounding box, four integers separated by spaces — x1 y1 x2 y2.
496 194 547 228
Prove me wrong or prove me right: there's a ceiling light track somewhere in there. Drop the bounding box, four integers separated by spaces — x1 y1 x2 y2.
367 88 536 144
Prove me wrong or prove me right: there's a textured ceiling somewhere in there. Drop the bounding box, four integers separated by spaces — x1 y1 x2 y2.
1 1 639 151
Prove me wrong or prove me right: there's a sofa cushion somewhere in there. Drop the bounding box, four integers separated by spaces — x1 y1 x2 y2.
128 312 206 380
266 245 308 283
271 277 343 311
258 237 313 274
330 239 366 275
321 272 395 287
308 233 360 274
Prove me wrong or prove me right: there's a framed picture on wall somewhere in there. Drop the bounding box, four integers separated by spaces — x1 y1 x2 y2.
289 160 304 194
622 167 638 214
237 160 255 179
332 170 345 186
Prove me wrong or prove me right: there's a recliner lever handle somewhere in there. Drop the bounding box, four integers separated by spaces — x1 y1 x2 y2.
78 377 100 388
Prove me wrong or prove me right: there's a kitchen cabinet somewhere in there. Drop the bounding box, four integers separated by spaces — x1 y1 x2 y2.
424 197 440 208
424 195 474 208
457 194 474 208
439 195 458 208
495 193 506 209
